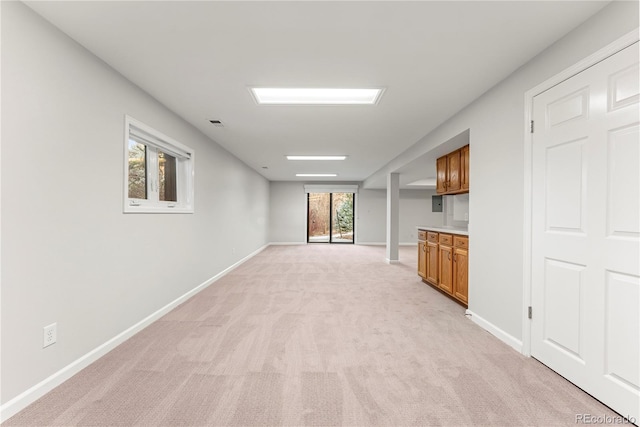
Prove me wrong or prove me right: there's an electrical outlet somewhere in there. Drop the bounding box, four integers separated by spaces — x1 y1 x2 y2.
43 323 57 348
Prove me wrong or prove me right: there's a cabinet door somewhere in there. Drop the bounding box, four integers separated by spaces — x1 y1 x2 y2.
418 241 427 279
438 245 453 294
426 241 439 285
453 246 468 304
447 150 461 192
461 145 469 191
436 156 447 194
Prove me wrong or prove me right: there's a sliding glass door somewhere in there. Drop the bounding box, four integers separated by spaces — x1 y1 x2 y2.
307 192 354 243
308 193 331 243
331 193 354 243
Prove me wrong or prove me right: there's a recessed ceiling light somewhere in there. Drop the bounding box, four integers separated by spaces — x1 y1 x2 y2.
287 155 347 161
296 173 338 177
251 88 383 105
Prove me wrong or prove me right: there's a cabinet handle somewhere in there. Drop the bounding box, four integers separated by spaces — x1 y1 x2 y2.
448 252 451 261
454 254 457 261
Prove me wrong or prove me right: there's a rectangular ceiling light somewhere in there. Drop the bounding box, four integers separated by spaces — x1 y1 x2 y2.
296 173 337 177
287 155 347 161
251 88 383 105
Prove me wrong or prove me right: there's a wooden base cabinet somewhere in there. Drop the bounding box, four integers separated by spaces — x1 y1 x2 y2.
418 240 427 279
453 236 469 304
417 229 468 307
426 241 438 285
417 230 427 279
438 244 453 294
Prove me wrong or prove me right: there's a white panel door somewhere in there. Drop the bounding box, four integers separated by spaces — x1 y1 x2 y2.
532 42 639 420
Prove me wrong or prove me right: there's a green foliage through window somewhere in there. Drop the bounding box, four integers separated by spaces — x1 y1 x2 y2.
128 141 146 199
336 196 353 236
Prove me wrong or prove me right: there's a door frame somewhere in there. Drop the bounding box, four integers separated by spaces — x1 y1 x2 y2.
521 29 639 357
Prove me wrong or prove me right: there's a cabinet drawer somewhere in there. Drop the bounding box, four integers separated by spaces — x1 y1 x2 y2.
453 236 468 249
418 230 427 241
427 232 438 243
439 233 453 246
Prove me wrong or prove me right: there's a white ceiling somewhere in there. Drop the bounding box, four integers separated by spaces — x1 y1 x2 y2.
25 0 608 187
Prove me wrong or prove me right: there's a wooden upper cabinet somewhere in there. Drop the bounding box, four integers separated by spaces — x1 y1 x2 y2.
447 150 461 192
461 145 469 191
436 145 469 195
436 156 447 194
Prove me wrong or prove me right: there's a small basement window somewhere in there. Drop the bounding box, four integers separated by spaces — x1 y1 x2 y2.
124 116 194 213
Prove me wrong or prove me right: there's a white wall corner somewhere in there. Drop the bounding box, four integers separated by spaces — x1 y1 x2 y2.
465 309 524 354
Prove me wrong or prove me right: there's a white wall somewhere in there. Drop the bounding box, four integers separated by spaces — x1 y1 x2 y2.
269 181 307 243
356 189 386 243
1 1 269 406
358 189 443 244
364 1 639 344
399 190 444 243
443 194 469 228
269 182 442 245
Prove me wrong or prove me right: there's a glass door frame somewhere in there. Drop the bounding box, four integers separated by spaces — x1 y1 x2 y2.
307 192 355 244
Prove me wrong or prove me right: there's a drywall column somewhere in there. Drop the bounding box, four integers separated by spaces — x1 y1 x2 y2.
386 173 399 263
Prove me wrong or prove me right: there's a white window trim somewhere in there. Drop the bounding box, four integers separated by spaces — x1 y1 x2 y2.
123 115 195 213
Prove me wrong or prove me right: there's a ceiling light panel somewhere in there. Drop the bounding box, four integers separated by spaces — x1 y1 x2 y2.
296 173 338 177
286 155 347 161
251 88 383 105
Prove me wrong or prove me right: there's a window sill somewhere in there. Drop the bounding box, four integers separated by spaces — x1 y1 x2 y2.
123 205 194 214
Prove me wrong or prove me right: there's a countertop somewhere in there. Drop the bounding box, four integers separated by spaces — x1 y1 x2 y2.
416 225 469 236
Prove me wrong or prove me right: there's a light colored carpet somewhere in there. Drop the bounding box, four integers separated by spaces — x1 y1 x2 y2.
4 244 619 426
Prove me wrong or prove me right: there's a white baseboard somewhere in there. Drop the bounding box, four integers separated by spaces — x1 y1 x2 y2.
268 242 417 246
268 242 306 245
465 309 523 353
357 242 417 246
0 244 269 423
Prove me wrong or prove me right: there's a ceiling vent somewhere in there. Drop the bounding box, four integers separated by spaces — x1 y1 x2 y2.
209 120 224 127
